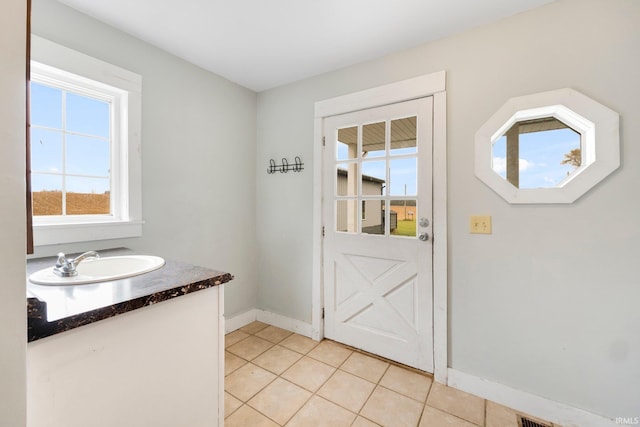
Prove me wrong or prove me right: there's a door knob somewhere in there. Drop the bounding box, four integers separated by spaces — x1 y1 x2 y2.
418 232 429 241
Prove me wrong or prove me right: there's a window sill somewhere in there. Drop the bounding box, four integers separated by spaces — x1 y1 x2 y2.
33 220 144 247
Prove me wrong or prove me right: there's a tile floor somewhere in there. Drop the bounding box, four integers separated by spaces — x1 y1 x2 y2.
224 321 560 427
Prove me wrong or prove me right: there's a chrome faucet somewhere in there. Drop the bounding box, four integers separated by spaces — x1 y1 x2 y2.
53 251 100 277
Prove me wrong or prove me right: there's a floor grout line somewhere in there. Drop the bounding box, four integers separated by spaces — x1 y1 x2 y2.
279 377 319 426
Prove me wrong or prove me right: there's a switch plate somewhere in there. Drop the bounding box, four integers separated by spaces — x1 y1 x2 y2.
470 215 492 234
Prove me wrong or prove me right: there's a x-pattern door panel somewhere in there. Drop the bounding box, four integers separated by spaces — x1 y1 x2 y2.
335 257 418 341
323 98 433 371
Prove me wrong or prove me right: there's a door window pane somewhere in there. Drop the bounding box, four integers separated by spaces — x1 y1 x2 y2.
391 116 417 155
336 200 357 233
390 199 416 237
337 163 357 196
389 158 417 196
361 161 386 196
337 126 357 160
363 121 386 158
361 199 385 236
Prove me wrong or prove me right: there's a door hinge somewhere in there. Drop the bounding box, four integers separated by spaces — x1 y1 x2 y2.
322 136 326 147
322 308 325 319
322 226 325 237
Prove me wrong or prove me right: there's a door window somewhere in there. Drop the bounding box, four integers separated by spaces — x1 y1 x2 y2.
333 115 418 238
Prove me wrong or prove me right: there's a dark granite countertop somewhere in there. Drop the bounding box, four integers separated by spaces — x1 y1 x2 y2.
27 248 233 342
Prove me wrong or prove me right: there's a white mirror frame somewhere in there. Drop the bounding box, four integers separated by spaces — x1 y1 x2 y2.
475 88 619 204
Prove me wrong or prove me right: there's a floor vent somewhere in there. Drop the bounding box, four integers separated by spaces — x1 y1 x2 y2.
518 415 552 427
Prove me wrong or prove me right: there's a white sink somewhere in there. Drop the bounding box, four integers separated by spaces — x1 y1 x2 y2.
29 255 165 286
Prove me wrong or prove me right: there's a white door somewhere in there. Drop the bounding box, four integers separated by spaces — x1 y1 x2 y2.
323 97 433 371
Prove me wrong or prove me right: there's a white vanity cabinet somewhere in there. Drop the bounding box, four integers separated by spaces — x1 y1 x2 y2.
27 285 225 427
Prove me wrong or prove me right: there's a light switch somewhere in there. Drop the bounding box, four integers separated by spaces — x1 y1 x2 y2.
470 215 492 234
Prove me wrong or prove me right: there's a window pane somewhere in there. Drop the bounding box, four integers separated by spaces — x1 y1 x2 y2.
389 158 417 196
66 92 110 138
337 126 357 160
363 122 385 158
336 200 357 233
31 174 62 216
361 161 386 196
66 177 110 215
337 163 357 196
361 199 385 235
30 82 62 129
66 134 110 177
390 199 416 237
391 116 417 155
30 128 63 173
66 176 110 194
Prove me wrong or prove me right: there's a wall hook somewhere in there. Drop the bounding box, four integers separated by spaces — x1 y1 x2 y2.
267 156 304 174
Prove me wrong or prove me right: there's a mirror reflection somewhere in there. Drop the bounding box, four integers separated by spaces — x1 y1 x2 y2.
492 117 581 189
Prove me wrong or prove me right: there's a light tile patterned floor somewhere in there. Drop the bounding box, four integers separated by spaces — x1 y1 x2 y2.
225 322 560 427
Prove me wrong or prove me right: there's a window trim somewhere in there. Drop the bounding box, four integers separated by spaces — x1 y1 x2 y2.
30 36 143 246
30 65 121 220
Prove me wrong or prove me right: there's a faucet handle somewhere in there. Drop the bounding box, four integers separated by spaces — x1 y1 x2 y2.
53 252 75 277
71 251 100 266
53 251 99 277
55 252 69 268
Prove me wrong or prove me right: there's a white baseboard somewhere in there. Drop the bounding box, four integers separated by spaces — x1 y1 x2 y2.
225 309 258 333
225 309 315 339
447 369 616 427
256 310 314 338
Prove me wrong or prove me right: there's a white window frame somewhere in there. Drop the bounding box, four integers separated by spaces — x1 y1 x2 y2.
30 36 143 246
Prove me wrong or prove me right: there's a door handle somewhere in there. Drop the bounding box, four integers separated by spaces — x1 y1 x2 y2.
418 232 429 242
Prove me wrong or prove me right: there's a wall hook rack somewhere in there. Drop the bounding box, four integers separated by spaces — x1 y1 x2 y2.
267 157 304 174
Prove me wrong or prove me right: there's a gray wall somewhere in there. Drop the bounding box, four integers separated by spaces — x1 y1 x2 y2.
0 0 27 424
255 0 640 418
30 0 258 317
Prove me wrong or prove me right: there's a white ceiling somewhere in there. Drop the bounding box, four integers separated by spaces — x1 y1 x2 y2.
57 0 553 92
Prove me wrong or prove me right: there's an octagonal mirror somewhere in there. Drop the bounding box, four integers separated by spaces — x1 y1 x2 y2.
475 88 619 204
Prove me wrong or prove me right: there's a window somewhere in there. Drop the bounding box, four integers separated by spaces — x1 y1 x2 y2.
334 115 419 238
31 74 115 217
30 36 142 245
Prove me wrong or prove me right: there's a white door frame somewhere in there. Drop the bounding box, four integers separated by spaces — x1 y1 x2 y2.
312 71 448 383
